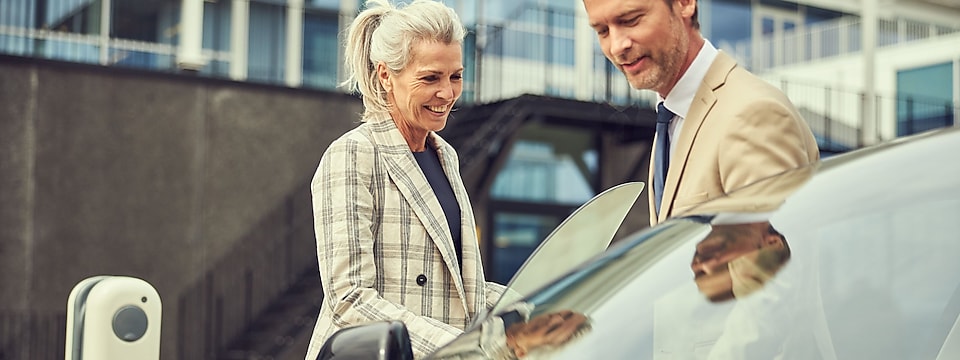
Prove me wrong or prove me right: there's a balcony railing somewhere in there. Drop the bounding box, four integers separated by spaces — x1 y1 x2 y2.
0 24 231 74
2 3 956 147
763 75 959 147
722 15 960 73
470 5 653 107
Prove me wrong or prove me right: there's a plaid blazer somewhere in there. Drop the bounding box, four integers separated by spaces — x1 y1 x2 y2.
305 117 506 360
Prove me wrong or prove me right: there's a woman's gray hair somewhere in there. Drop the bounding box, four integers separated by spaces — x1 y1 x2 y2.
341 0 466 119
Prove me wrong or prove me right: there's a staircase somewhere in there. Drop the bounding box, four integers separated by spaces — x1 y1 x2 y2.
217 267 323 360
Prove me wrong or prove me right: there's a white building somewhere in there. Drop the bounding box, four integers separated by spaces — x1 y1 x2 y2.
2 0 956 148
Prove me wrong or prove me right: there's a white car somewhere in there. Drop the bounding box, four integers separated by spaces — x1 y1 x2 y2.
318 126 960 360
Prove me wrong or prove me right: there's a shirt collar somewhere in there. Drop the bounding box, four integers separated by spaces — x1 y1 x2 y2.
658 39 718 119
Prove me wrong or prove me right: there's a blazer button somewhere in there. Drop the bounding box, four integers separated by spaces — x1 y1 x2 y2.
416 274 427 286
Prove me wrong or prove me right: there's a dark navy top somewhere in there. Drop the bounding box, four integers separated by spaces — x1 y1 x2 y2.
412 145 463 266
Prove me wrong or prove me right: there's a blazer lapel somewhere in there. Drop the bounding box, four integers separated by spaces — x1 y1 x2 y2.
658 52 737 223
432 134 483 315
368 119 469 310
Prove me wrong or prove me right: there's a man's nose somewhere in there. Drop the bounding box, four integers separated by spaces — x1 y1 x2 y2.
692 258 721 275
691 261 706 274
609 27 632 60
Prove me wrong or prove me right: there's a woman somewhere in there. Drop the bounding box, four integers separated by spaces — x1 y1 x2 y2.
304 1 505 359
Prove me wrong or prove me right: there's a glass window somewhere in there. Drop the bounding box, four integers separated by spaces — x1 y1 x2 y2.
490 213 560 283
490 130 596 205
200 1 230 52
1 0 36 28
487 124 598 282
804 5 844 24
896 62 954 136
1 1 33 57
481 1 520 24
708 0 752 49
483 6 574 66
41 0 100 34
199 0 231 76
2 0 102 62
544 0 576 12
438 0 476 25
302 10 339 90
112 0 161 42
491 141 556 201
306 0 341 11
247 1 286 84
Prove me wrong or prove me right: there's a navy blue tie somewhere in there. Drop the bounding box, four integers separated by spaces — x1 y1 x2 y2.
654 102 675 216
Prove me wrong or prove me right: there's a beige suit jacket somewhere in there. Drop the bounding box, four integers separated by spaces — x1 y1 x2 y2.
305 118 505 360
649 52 820 226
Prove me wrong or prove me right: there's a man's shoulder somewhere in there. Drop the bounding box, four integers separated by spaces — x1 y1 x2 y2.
723 66 777 91
707 70 795 113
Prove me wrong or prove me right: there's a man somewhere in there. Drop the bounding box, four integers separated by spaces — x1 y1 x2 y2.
582 0 820 225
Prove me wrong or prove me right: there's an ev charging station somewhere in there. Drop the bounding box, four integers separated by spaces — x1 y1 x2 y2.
65 276 162 360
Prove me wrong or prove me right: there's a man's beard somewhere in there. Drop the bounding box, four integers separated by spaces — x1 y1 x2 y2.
624 17 689 92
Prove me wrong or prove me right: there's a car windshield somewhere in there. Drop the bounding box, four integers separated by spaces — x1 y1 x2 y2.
433 128 960 359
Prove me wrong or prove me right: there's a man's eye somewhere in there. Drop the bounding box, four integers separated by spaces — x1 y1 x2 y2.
451 73 463 81
422 76 438 82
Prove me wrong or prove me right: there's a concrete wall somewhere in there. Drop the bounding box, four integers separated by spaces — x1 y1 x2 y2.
0 55 362 359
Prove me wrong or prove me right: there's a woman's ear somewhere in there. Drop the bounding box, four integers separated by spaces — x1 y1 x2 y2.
377 62 392 92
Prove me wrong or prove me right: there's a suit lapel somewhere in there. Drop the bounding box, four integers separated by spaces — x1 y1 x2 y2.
658 52 737 223
368 119 469 311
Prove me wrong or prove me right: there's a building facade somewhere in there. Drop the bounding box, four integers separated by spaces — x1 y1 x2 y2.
2 1 959 358
3 0 956 142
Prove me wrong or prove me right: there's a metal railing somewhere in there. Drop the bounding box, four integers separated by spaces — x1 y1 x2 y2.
176 183 317 359
0 24 232 74
0 2 647 107
723 15 960 72
0 183 316 360
5 2 955 136
764 75 959 147
0 312 66 360
470 4 649 107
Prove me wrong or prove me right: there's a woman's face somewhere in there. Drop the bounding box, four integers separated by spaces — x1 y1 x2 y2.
381 40 463 136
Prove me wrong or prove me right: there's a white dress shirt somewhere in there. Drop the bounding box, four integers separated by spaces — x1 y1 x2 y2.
657 39 719 158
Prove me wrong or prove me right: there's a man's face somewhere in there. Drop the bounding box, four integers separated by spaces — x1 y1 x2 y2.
691 226 759 273
691 223 786 302
381 40 463 135
583 0 693 96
